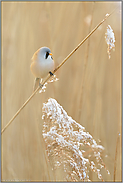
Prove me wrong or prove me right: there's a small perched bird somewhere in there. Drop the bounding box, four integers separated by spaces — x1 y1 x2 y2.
30 47 55 91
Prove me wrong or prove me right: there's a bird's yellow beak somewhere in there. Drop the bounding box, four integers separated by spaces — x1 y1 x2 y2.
49 53 53 56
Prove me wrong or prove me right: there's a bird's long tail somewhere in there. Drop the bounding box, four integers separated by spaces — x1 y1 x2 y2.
33 78 41 92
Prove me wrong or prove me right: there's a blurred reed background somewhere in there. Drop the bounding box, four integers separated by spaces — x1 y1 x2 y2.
2 1 121 181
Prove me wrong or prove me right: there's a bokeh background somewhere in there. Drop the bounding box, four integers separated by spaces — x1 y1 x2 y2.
2 1 121 181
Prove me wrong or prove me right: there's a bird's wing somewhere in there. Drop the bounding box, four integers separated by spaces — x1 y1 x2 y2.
31 48 40 62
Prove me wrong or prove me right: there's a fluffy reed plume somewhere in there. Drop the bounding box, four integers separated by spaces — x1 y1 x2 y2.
105 24 115 59
42 98 110 181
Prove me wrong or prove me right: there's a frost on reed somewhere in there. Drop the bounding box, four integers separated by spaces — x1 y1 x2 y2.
105 25 115 59
39 75 59 93
42 98 110 181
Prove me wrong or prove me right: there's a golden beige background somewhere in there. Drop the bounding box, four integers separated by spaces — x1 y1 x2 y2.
2 1 121 181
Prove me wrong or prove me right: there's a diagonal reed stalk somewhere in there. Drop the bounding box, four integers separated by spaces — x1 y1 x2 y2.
1 10 116 135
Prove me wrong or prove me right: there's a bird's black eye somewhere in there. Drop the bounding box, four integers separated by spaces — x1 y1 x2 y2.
45 52 49 59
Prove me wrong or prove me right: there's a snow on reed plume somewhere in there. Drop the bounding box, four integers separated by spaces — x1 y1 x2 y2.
105 24 115 59
42 98 110 181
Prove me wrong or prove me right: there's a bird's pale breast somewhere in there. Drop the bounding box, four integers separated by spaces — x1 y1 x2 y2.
30 54 54 78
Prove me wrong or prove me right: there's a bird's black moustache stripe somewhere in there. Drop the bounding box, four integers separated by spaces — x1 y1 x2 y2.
45 51 53 60
45 52 49 59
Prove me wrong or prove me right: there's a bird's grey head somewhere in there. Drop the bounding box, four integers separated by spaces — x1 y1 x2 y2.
40 47 52 60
